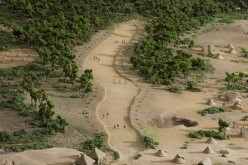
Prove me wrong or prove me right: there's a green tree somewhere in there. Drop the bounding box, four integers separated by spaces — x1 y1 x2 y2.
218 118 229 137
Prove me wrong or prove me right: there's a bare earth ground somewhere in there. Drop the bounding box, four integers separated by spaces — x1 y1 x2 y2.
1 20 248 165
0 48 37 68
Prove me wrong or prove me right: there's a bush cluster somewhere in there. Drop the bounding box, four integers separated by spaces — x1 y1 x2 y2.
189 130 229 140
200 107 229 116
143 136 159 149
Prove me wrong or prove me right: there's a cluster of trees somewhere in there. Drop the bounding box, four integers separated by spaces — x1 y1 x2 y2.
130 0 243 85
2 0 135 85
21 71 68 132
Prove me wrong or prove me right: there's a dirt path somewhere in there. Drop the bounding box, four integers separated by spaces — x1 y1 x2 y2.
85 20 144 161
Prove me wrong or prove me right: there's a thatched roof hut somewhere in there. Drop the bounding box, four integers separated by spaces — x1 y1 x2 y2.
155 149 168 157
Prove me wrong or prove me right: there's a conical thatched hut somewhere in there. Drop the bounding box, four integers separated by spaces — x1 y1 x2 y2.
228 44 235 49
207 99 216 106
216 54 224 60
225 92 240 103
203 146 214 154
229 48 237 54
74 154 95 165
173 154 186 164
89 148 106 165
239 128 248 138
155 115 164 128
198 158 212 165
206 137 217 144
155 149 168 157
233 102 243 110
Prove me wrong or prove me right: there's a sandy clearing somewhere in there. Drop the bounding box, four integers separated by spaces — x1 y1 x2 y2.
85 20 145 162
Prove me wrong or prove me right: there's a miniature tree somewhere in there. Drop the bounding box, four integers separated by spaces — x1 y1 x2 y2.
218 118 229 137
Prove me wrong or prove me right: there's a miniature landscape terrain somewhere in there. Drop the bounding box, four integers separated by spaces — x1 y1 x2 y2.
0 1 248 165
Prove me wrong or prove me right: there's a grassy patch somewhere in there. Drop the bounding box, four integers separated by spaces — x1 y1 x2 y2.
189 130 229 140
168 86 182 94
81 132 107 154
185 81 202 92
0 129 54 152
199 107 229 116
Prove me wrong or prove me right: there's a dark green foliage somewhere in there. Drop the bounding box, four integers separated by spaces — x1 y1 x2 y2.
220 150 229 157
200 107 229 116
0 129 54 152
0 89 37 117
113 151 120 160
185 81 202 92
78 69 94 96
81 132 107 154
0 131 11 143
143 136 158 149
130 0 239 85
134 154 142 160
189 130 229 140
218 118 229 136
225 72 247 90
0 31 21 50
241 48 248 58
168 86 182 94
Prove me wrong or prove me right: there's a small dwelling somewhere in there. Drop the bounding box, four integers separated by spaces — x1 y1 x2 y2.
74 154 95 165
89 148 106 165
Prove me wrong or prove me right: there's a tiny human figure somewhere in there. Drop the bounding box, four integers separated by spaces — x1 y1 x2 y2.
114 125 116 129
124 125 126 128
232 122 236 129
107 112 109 116
103 114 104 118
98 58 100 62
117 124 119 127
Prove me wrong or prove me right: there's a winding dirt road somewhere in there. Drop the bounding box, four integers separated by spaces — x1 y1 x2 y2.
85 20 144 162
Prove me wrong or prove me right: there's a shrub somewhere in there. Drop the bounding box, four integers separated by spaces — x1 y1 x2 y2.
186 81 202 92
0 129 54 152
113 151 120 160
219 150 229 157
134 154 142 160
241 115 248 121
199 107 229 116
143 136 159 149
81 132 107 153
168 86 182 94
0 132 11 143
189 130 229 140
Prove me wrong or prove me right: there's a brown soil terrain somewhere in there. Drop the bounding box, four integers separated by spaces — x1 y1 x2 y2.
0 49 37 68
